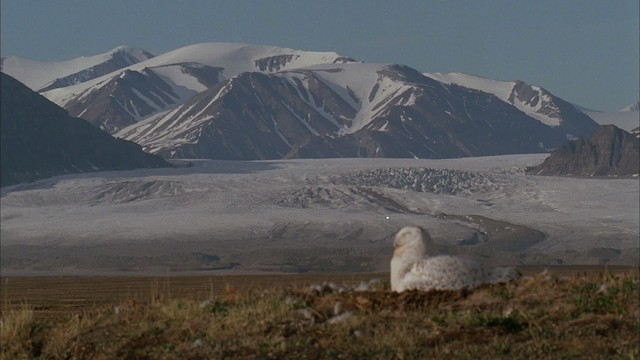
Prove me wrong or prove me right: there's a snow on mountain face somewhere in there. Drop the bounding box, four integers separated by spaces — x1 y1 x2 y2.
36 43 356 133
133 42 356 78
8 42 600 160
46 63 224 133
282 63 435 135
425 72 515 101
43 42 356 100
424 72 598 140
424 73 561 127
114 63 431 156
117 62 582 160
1 46 154 91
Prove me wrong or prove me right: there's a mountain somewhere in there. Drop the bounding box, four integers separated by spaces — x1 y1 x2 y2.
1 46 154 92
49 63 224 133
527 125 639 176
116 63 591 160
424 72 598 139
4 43 600 160
38 42 355 133
0 73 170 187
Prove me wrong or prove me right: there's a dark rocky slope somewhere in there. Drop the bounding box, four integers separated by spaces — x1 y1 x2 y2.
527 125 639 176
0 73 170 187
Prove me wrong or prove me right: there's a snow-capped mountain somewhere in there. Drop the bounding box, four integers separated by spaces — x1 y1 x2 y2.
424 72 597 137
4 43 600 160
37 42 355 132
51 63 224 133
1 46 154 91
116 63 592 160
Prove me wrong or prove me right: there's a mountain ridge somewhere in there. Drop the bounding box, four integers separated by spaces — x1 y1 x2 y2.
116 63 595 160
1 46 154 91
3 43 603 161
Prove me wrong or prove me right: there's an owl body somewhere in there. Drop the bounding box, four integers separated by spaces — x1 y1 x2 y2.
390 226 519 292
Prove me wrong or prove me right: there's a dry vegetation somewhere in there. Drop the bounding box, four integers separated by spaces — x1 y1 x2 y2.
1 269 639 359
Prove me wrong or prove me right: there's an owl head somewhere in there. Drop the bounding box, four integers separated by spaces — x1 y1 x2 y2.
393 225 434 255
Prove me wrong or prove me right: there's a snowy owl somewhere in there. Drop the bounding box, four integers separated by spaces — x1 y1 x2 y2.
390 226 520 292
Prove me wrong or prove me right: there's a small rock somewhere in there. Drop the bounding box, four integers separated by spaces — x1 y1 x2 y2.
192 338 204 348
333 301 343 316
327 311 353 324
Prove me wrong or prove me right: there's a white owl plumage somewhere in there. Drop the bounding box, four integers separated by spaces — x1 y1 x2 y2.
390 226 520 292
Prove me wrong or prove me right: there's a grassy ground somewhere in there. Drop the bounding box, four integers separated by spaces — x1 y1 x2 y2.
1 268 638 359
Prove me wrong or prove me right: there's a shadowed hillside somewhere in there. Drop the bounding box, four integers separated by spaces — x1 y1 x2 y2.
0 73 170 186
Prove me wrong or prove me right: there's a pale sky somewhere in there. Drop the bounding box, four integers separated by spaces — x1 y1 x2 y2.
1 0 638 111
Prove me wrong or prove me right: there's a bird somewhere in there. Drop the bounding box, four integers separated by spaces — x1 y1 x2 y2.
390 225 520 292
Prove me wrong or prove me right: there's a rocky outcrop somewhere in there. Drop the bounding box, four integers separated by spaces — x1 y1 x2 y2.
527 125 639 176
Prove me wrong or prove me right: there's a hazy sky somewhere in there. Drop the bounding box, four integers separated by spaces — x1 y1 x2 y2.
1 0 638 111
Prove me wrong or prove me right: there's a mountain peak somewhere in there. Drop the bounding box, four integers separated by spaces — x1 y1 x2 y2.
620 101 639 112
1 46 154 91
108 45 155 63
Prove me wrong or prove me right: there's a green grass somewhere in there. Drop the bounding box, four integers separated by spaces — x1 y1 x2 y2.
1 270 638 359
